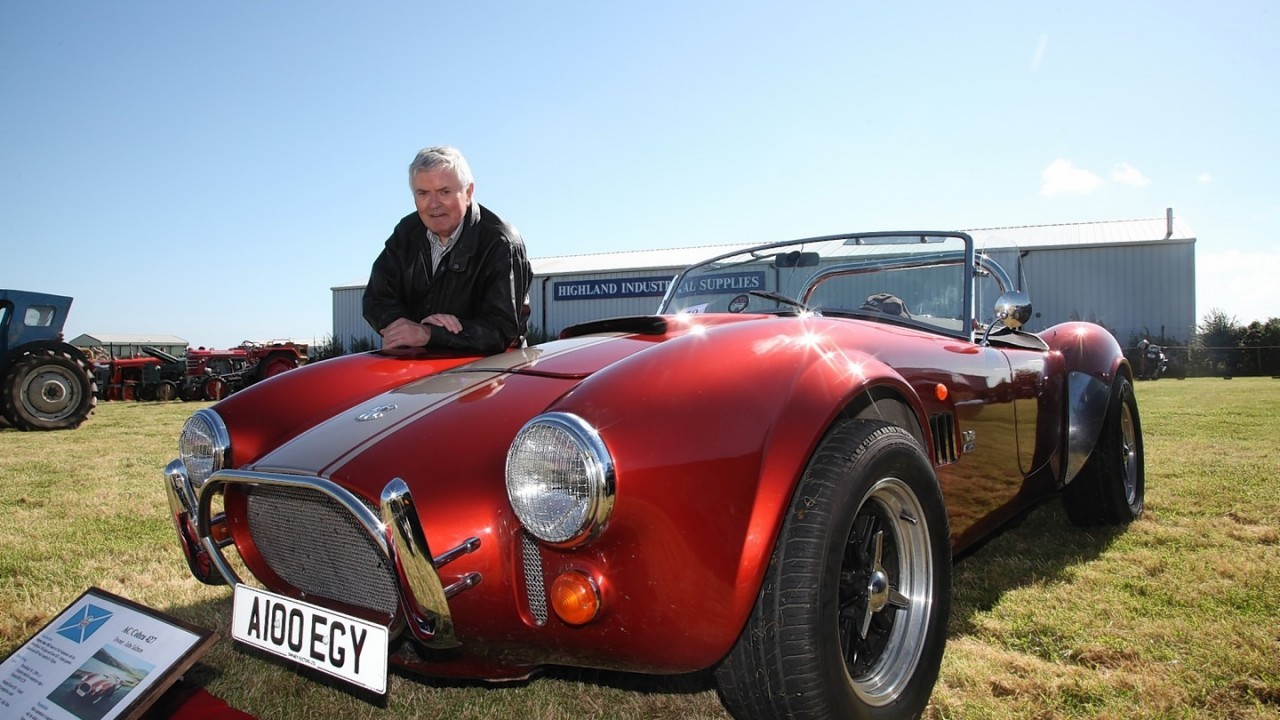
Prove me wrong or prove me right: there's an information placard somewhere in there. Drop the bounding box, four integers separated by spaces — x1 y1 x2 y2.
0 587 216 720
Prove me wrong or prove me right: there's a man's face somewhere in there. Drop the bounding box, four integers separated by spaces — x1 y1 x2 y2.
412 167 473 238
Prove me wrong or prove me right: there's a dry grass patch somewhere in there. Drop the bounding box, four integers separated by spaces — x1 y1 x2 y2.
4 380 1280 719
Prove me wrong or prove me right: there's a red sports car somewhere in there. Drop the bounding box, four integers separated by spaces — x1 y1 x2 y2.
74 671 123 704
165 231 1143 719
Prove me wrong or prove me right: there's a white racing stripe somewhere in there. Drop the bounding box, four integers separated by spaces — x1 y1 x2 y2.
250 335 623 476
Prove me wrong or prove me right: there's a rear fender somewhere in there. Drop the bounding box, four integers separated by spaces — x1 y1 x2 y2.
0 340 92 379
1039 322 1131 486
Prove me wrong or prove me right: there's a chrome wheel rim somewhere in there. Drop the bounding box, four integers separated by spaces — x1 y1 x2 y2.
838 476 934 706
1120 400 1139 506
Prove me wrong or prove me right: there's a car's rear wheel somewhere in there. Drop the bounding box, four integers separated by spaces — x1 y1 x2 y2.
716 420 951 720
1063 375 1144 525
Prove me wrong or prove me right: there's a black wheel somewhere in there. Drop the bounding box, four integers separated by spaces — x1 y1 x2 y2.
716 420 951 720
202 377 226 401
155 380 177 402
1063 375 1144 526
1 349 97 431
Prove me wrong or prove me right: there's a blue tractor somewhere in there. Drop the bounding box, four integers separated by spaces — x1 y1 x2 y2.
0 290 97 431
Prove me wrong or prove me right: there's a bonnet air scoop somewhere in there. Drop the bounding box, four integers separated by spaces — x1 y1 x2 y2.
559 316 669 339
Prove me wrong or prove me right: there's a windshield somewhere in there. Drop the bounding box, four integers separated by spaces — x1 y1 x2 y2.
659 232 975 336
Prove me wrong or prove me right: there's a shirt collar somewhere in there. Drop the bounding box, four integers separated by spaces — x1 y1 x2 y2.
427 219 463 250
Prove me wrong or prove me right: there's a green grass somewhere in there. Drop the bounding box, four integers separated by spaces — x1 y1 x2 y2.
2 379 1278 719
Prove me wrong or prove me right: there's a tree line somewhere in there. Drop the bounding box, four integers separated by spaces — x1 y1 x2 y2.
1130 310 1280 378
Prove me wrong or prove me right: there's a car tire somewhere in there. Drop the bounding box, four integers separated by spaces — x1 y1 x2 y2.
1063 375 1144 526
716 419 951 720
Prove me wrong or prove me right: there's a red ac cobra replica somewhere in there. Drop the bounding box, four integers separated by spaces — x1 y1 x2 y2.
165 231 1143 719
74 671 124 704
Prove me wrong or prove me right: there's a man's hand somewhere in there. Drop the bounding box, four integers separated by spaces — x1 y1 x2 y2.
422 313 463 334
380 317 431 348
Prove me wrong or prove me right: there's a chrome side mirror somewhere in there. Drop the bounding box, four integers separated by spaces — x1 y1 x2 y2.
992 291 1032 330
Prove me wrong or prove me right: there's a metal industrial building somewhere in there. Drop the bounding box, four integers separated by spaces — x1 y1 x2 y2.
69 333 189 359
331 211 1196 350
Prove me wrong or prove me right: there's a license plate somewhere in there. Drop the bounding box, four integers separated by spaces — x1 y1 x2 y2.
232 585 389 694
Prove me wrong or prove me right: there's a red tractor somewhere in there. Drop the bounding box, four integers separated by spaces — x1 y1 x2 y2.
92 342 307 402
182 341 306 401
92 347 186 401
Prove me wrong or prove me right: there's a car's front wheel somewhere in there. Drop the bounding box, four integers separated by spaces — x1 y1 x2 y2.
716 419 951 720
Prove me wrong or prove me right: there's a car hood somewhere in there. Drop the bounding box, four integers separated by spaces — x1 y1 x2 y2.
230 312 936 504
241 323 680 484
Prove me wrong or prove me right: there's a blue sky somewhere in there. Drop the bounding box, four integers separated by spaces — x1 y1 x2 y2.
3 1 1277 349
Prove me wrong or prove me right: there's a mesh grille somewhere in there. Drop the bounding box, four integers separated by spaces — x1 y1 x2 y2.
245 484 399 616
521 533 548 625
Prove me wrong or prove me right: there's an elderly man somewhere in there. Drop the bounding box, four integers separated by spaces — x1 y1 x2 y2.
363 146 532 353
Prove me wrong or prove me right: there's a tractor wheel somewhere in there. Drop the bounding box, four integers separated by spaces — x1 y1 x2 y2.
1 349 98 431
259 354 297 381
155 380 177 402
121 383 137 402
202 377 227 401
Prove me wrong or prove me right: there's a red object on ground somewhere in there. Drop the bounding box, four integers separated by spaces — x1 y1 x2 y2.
143 686 256 720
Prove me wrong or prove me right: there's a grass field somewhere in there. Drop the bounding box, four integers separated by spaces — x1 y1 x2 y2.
2 378 1278 719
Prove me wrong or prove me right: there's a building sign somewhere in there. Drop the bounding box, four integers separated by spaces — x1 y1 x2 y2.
674 271 766 297
553 276 673 301
552 271 767 302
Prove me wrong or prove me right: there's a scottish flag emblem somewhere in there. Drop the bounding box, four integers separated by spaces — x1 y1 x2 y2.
56 604 113 644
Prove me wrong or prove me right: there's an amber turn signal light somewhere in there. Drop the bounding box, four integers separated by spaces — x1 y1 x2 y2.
935 383 948 401
550 571 600 625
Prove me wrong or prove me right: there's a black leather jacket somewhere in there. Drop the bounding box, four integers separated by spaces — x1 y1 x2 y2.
362 203 532 354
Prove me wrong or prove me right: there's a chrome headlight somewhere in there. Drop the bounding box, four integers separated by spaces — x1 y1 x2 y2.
178 409 230 489
506 412 614 546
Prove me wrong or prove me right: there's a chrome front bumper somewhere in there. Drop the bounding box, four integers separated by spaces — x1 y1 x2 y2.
164 459 480 648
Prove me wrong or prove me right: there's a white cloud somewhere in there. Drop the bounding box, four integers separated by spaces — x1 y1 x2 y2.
1198 172 1213 185
1197 250 1280 324
1040 159 1104 196
1030 33 1048 72
1111 162 1150 187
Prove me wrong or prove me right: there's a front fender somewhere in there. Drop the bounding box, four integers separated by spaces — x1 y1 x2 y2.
543 318 926 670
1039 322 1130 486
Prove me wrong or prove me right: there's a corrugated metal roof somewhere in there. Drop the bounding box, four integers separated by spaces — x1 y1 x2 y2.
530 242 752 275
70 333 188 345
332 214 1195 286
966 215 1195 252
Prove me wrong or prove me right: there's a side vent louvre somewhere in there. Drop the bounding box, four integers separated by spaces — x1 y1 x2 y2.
930 413 958 465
